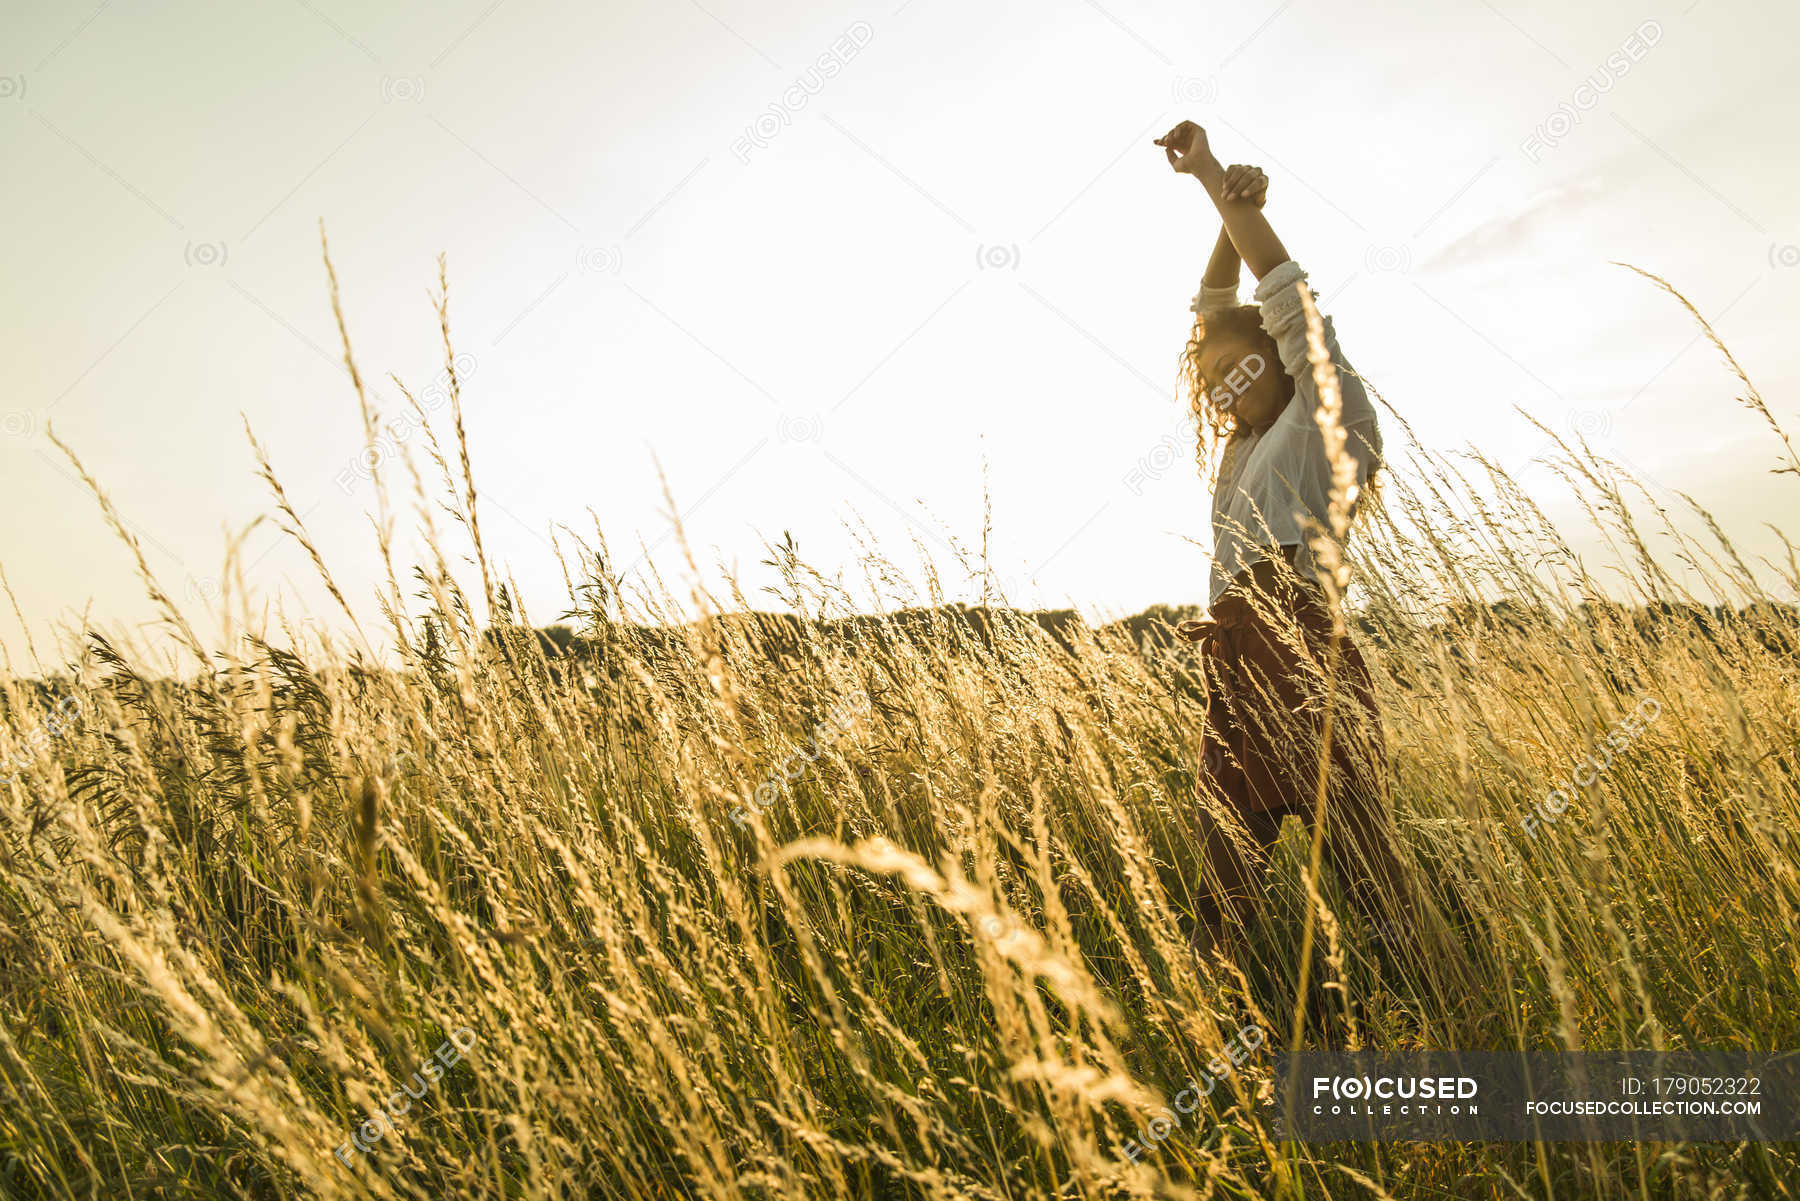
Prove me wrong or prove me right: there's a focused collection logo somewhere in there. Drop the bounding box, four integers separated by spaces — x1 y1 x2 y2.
1273 1052 1795 1141
1310 1074 1480 1116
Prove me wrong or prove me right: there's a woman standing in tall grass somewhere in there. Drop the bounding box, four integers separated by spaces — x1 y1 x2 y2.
1154 120 1421 956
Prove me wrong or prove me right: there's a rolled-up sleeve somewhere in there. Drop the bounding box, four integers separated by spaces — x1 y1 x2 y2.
1250 260 1316 376
1254 259 1377 433
1191 282 1242 315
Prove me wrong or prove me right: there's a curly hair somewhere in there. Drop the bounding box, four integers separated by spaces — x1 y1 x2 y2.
1178 303 1384 525
1177 304 1287 487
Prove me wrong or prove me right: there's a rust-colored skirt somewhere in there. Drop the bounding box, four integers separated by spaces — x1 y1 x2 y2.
1182 558 1387 821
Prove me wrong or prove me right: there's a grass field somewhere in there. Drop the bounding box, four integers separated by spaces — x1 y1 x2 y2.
1 267 1797 1199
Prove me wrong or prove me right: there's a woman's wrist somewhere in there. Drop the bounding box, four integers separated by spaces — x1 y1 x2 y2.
1189 153 1226 191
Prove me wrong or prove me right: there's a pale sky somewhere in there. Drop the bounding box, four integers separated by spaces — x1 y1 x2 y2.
3 0 1797 662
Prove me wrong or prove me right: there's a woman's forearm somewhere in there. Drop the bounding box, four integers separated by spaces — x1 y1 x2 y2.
1202 225 1241 291
1189 155 1290 280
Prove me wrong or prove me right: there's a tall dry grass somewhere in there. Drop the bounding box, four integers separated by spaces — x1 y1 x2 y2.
1 255 1797 1199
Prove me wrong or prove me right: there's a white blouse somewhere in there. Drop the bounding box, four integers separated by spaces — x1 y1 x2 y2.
1193 260 1381 606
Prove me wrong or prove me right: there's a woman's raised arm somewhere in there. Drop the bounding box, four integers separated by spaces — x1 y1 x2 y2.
1200 164 1268 295
1158 122 1289 280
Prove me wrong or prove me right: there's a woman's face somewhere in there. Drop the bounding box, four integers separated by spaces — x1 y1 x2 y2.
1201 337 1290 430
